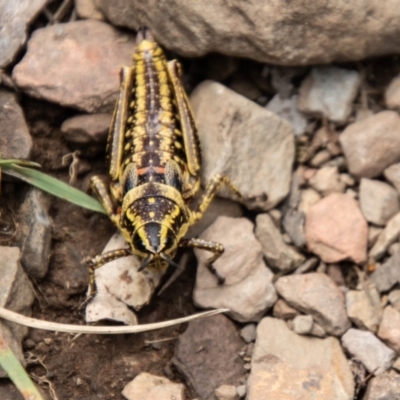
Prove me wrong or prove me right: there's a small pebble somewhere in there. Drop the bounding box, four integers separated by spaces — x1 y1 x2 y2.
240 324 257 343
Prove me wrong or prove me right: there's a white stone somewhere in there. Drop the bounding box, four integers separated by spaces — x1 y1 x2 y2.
298 188 321 215
292 315 313 335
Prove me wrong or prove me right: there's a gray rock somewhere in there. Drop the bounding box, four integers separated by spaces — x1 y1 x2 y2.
236 385 246 399
310 150 332 167
389 242 400 256
282 210 306 247
268 209 282 229
172 314 244 400
389 290 400 312
61 113 112 144
370 250 400 292
272 298 300 319
0 0 47 67
266 94 308 136
363 373 400 400
190 81 295 211
359 179 400 226
294 257 319 274
255 213 305 272
292 315 313 335
369 212 400 260
377 306 400 354
341 329 396 375
247 318 354 400
384 163 400 195
298 66 360 124
215 385 238 400
308 166 346 196
368 227 383 249
194 217 277 322
310 322 327 338
385 74 400 111
122 372 184 400
0 90 32 160
346 288 383 332
0 247 35 377
18 188 52 279
240 324 257 343
95 0 400 67
393 358 400 372
275 273 351 336
339 111 400 178
13 20 135 113
187 196 242 239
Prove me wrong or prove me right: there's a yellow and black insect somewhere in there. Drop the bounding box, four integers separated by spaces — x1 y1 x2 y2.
86 29 240 299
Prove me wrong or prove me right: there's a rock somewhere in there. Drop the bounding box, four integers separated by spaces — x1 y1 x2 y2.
310 322 327 338
236 385 246 399
368 227 383 249
393 358 400 372
305 193 368 264
326 264 345 287
272 298 300 319
384 163 400 194
76 0 104 20
85 232 166 324
359 179 400 226
96 0 400 66
13 20 135 113
310 150 332 167
378 306 400 353
61 114 112 144
215 385 238 400
0 247 35 377
341 329 396 375
370 250 400 292
339 111 400 178
298 188 321 215
363 373 400 400
308 166 346 196
389 290 400 312
340 173 355 187
255 213 305 272
292 315 313 335
345 288 383 332
268 209 282 229
294 257 319 274
0 90 32 160
122 372 184 400
187 196 242 238
0 0 47 67
369 212 400 260
282 210 305 247
18 188 52 279
247 318 354 400
385 74 400 111
240 324 257 343
298 66 360 124
190 81 295 211
266 94 308 136
194 217 277 322
275 273 351 336
389 242 400 255
172 314 244 400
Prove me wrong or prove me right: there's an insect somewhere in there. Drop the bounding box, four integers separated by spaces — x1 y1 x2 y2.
85 28 241 300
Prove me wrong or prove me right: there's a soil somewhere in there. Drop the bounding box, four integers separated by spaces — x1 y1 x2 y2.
0 96 200 400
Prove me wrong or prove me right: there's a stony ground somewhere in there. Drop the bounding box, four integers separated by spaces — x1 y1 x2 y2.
2 1 400 400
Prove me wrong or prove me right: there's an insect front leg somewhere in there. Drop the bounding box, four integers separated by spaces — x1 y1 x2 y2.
191 173 242 223
179 238 225 284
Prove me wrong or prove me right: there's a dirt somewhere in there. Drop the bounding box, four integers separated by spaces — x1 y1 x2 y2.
0 96 200 400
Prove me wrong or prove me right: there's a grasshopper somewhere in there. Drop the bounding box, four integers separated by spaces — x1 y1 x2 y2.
85 29 240 300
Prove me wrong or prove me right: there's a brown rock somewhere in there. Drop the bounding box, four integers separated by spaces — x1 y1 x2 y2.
363 373 400 400
275 273 351 336
385 74 400 111
273 299 300 320
305 193 368 264
339 111 400 178
96 0 400 66
13 20 135 113
378 306 400 354
172 314 244 400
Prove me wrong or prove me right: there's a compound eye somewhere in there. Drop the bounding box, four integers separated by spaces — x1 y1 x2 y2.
133 232 146 253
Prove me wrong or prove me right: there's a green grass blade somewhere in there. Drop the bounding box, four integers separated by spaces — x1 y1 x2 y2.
0 335 44 400
1 164 106 214
0 159 41 168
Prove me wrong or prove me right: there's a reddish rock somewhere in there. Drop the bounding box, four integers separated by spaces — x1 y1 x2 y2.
305 193 368 263
13 20 135 113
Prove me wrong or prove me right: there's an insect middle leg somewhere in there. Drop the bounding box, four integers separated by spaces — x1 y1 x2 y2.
179 238 225 284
